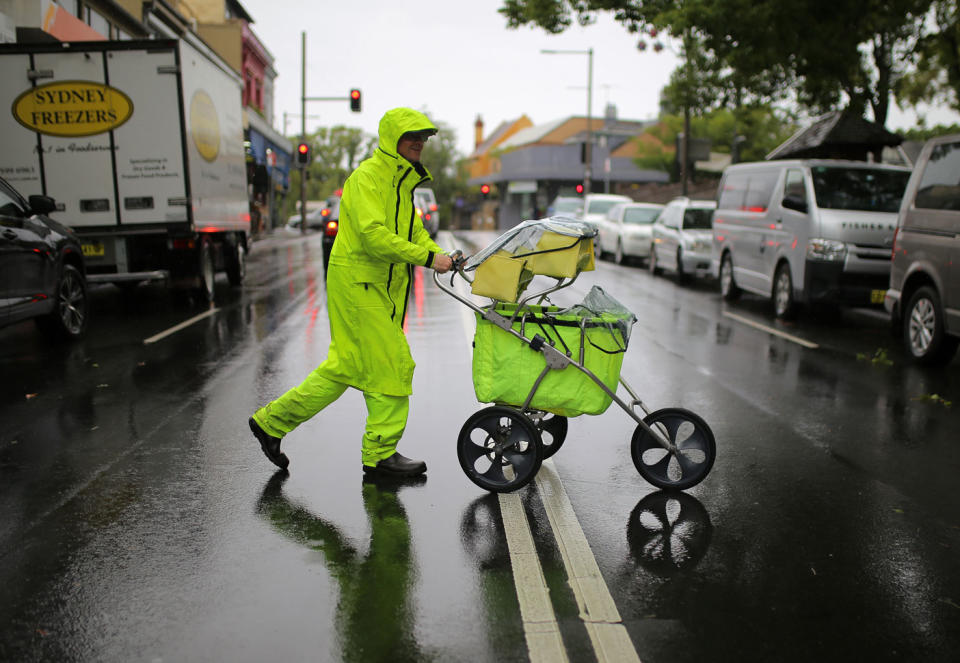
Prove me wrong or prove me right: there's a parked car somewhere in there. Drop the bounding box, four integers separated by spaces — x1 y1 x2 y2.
596 202 663 265
415 188 439 237
286 207 327 231
0 176 88 340
547 195 583 217
650 197 716 283
580 193 631 231
712 159 911 319
885 133 960 365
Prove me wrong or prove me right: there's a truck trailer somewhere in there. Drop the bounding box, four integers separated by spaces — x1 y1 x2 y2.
0 37 250 302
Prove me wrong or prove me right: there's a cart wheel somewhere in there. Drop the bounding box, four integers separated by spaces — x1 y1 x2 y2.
458 407 543 493
631 408 715 490
532 413 567 459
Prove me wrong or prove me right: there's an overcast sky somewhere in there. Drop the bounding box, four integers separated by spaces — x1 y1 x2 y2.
238 0 958 157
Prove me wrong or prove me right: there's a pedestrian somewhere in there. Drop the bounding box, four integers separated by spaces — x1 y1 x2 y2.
249 107 453 477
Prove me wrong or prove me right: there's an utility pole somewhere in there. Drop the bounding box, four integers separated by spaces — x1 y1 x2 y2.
300 31 307 235
542 47 594 195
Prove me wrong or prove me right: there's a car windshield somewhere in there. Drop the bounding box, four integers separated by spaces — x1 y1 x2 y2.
623 207 660 224
682 208 713 230
554 198 582 214
587 200 623 215
811 167 910 212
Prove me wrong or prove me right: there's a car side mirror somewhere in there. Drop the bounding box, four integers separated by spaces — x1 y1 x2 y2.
782 195 808 213
28 194 57 215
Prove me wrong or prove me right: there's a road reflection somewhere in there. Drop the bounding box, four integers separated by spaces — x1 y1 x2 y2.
256 471 427 663
626 491 713 576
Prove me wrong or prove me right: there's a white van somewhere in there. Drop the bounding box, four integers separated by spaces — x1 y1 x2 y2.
712 160 912 318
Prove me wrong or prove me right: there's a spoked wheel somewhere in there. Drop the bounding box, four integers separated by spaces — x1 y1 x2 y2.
631 408 715 490
529 412 567 459
458 406 543 493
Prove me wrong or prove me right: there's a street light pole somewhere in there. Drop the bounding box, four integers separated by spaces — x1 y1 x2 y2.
542 47 593 195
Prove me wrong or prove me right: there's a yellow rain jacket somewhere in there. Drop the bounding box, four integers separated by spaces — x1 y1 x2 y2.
317 108 444 396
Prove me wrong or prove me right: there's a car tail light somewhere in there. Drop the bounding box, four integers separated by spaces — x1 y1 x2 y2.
321 208 330 217
429 203 437 212
424 212 431 221
416 207 423 217
325 220 338 237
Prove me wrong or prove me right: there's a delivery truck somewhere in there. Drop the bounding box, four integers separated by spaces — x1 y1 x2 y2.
0 37 249 302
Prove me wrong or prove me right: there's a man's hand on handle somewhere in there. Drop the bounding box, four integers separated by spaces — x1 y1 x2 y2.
432 253 454 273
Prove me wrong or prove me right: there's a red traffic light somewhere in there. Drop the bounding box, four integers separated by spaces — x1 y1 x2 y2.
349 88 361 112
575 184 584 194
480 184 491 197
296 142 311 166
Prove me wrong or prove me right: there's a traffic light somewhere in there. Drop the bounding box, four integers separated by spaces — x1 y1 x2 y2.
296 141 311 167
480 184 491 199
349 88 361 112
575 184 584 194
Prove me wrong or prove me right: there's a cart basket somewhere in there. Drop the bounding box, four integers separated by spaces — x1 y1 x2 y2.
472 302 628 417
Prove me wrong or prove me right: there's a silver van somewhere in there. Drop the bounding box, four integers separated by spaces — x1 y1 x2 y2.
885 134 960 365
712 159 912 318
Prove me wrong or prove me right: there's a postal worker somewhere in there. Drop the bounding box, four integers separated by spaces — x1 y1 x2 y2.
249 107 453 477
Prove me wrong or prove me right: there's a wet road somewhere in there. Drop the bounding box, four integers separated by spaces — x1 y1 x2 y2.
1 229 959 662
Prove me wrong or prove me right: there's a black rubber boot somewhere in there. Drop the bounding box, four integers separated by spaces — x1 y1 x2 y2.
249 417 289 470
362 452 426 477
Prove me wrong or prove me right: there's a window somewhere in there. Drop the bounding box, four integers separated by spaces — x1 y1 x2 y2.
86 6 110 38
783 169 806 202
915 141 960 211
0 185 26 219
742 171 778 212
811 166 910 213
622 207 660 224
683 208 713 230
717 173 747 210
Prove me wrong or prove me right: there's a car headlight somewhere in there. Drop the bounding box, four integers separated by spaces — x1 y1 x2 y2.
807 238 847 262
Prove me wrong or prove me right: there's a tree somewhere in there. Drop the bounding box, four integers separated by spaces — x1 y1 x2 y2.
418 112 462 229
500 0 934 127
633 106 796 175
896 0 960 114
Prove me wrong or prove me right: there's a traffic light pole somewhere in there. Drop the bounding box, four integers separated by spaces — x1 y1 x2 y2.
298 32 362 235
300 31 307 235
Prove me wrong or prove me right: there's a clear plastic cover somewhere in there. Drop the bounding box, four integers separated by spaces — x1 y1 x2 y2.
559 285 637 348
463 216 596 271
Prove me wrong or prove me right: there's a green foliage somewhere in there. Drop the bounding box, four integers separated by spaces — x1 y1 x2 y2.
895 0 960 114
499 0 939 128
856 348 893 366
912 393 953 407
897 123 960 141
632 106 797 174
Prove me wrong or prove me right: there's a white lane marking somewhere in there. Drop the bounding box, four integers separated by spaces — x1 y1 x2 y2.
143 306 219 344
536 460 642 663
445 265 638 663
449 271 568 661
499 492 570 663
722 311 819 349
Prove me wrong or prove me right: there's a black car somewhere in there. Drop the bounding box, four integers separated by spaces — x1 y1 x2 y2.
0 176 88 340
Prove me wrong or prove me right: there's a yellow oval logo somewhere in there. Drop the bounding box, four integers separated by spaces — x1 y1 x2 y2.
12 80 133 137
189 90 220 163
